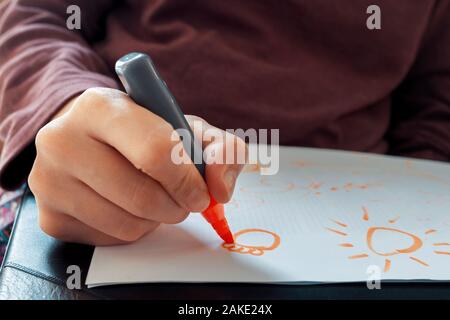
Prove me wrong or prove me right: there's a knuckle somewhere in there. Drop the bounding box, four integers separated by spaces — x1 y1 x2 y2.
134 131 174 174
171 168 196 201
129 178 188 224
78 87 106 105
28 163 47 198
35 125 58 151
72 88 111 116
27 169 40 196
118 230 141 243
167 209 189 224
115 228 139 243
129 178 153 218
35 122 70 161
115 218 149 242
38 209 65 240
145 221 161 235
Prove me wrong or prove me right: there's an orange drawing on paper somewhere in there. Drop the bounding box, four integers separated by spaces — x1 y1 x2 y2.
260 177 296 191
292 160 315 168
362 206 369 221
240 176 296 195
226 196 265 211
222 228 281 256
404 161 450 186
301 180 381 197
326 207 450 272
242 162 273 175
339 243 354 247
243 163 262 173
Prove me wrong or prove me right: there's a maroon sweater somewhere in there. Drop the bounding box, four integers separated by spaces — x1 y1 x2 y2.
0 0 449 190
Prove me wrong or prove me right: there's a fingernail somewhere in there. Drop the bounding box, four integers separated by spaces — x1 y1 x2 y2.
189 186 210 211
224 169 238 196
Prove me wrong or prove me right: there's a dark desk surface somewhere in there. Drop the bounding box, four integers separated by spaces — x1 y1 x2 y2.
0 189 449 300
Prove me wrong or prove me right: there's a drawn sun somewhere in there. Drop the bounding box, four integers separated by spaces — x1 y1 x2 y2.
326 207 450 272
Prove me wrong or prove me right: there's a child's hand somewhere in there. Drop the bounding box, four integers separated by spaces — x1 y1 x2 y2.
28 88 246 245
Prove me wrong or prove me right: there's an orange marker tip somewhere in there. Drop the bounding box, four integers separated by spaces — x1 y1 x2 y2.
211 218 234 244
220 229 235 244
202 195 234 243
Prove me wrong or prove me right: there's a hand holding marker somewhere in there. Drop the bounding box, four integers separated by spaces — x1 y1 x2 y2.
115 52 234 243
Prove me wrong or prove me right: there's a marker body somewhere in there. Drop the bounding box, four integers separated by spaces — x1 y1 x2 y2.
115 52 234 243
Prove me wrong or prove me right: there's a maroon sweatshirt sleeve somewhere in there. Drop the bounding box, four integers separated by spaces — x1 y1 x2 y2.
0 0 119 190
388 1 450 162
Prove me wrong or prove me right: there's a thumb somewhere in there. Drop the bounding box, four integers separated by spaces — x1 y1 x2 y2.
186 115 247 203
205 141 246 203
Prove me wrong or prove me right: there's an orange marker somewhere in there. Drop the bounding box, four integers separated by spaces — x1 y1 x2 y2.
116 52 234 243
202 195 234 244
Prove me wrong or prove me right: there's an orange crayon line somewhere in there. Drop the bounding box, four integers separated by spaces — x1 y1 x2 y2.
404 160 413 169
410 256 429 267
384 259 391 272
326 228 348 236
332 220 348 228
362 207 369 221
338 243 354 247
433 243 450 246
287 183 296 190
388 217 399 224
222 229 281 256
434 251 450 255
310 182 322 190
366 227 423 256
349 253 369 259
425 229 437 235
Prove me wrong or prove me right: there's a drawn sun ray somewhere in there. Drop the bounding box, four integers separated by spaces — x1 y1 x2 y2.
331 219 348 228
434 251 450 255
410 256 429 267
384 259 391 272
327 207 450 273
338 243 354 247
349 253 369 259
326 228 347 236
362 207 369 221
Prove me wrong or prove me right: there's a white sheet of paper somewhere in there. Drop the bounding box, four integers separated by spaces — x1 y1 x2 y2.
86 146 450 287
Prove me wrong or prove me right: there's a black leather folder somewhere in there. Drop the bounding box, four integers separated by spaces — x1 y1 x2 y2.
0 188 449 300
